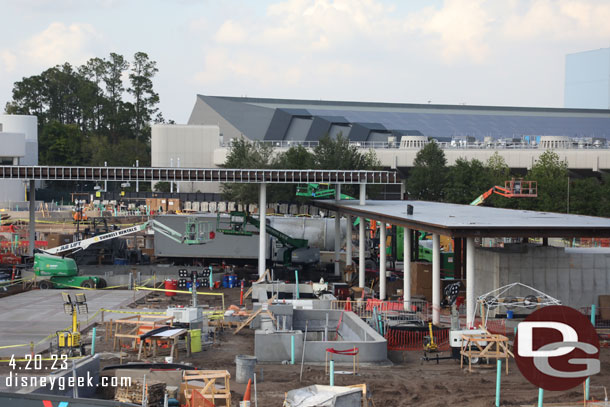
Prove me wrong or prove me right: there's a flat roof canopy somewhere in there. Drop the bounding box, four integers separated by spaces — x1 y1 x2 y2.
314 199 610 238
0 166 399 184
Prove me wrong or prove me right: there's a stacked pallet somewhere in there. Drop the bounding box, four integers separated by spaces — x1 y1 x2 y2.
115 379 165 406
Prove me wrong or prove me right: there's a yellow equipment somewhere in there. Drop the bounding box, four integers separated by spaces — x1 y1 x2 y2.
57 292 88 356
423 322 439 353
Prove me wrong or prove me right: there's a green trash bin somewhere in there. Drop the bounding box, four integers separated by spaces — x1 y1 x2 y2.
190 329 202 353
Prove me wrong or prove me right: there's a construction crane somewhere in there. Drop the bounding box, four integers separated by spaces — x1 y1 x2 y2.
470 179 537 206
216 211 319 266
34 218 215 289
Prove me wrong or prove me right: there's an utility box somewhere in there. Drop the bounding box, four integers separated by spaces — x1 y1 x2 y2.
166 307 203 324
410 262 432 302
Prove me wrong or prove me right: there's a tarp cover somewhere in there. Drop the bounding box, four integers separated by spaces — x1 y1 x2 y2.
285 385 361 407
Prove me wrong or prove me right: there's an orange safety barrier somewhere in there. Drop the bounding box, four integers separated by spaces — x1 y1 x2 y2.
385 327 450 351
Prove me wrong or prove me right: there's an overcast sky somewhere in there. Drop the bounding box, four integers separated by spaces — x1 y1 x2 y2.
1 0 609 123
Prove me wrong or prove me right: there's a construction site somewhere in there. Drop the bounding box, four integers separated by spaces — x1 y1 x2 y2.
0 165 609 407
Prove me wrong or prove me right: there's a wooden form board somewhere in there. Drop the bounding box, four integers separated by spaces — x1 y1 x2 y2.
182 370 231 407
111 314 174 352
460 326 514 373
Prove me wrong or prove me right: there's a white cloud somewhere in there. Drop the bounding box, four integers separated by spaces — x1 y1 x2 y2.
502 0 610 40
405 0 493 63
214 20 248 44
0 50 17 72
23 22 102 67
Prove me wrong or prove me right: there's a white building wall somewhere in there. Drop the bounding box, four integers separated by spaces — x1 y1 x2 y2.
0 115 37 202
151 124 221 193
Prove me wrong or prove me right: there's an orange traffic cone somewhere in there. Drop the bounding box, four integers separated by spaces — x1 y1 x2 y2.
243 378 252 402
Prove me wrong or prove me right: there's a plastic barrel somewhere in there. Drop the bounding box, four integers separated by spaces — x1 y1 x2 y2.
235 355 257 384
165 279 177 297
507 310 513 319
229 275 237 288
222 275 230 288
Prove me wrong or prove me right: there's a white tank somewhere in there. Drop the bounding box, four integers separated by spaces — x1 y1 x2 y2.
0 115 37 141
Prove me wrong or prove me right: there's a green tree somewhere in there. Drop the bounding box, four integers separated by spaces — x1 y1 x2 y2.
39 121 86 165
78 57 107 132
6 51 160 168
313 134 379 170
312 134 380 197
128 52 160 146
445 158 493 204
271 145 315 202
486 152 511 186
569 177 601 216
406 141 447 201
525 150 569 213
599 174 610 217
220 139 274 204
103 53 130 143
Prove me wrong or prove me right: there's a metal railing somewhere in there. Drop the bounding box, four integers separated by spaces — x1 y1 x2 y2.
220 139 610 150
330 299 429 324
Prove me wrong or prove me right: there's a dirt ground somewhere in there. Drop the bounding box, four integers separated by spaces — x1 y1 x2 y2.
3 286 609 406
98 287 610 406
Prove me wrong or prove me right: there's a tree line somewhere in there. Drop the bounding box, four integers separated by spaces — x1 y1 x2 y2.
5 52 161 168
406 142 610 217
220 135 380 203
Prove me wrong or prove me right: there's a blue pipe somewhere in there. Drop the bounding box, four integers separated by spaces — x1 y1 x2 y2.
538 388 544 407
329 360 334 386
295 270 300 299
495 360 501 407
586 304 596 400
91 327 96 356
291 335 295 364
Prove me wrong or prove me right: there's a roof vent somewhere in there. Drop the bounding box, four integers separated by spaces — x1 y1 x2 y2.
407 204 414 215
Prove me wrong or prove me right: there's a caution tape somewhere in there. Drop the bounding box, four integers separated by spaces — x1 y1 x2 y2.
134 286 224 296
0 343 29 350
100 308 166 315
134 286 225 310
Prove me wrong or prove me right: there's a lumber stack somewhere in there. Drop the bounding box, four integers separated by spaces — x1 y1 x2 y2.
115 379 165 406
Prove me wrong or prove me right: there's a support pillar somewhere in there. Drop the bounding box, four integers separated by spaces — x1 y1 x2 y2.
358 184 366 288
258 183 267 277
334 185 341 277
28 180 35 257
466 237 475 328
346 215 352 267
379 222 386 300
403 228 411 310
432 233 441 325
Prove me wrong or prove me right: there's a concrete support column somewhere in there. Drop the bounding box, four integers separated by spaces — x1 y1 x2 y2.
466 237 475 328
258 183 267 277
334 185 341 277
346 215 352 267
432 233 441 325
379 222 387 300
403 228 412 310
28 180 35 257
358 184 366 288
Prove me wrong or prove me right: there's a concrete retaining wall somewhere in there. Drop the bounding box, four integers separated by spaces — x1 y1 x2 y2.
474 244 610 309
255 309 387 363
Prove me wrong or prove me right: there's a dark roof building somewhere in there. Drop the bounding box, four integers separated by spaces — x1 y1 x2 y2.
188 95 610 143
